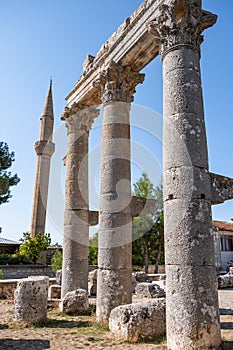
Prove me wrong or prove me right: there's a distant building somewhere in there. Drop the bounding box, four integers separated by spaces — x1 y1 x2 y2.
0 237 21 254
213 220 233 271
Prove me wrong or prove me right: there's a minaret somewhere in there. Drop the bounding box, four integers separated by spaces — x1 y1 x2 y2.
30 80 55 238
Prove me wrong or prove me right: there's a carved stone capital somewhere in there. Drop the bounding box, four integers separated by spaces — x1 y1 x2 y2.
62 103 99 134
148 0 217 57
94 61 145 104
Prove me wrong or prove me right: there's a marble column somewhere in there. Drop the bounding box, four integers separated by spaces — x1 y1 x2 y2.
61 104 98 298
149 1 221 349
95 61 144 323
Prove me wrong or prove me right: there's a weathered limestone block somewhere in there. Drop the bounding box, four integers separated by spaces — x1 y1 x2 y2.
135 283 165 298
59 289 89 315
56 270 62 285
109 298 166 342
134 271 149 283
13 276 49 325
88 269 97 296
97 268 132 322
48 284 61 299
218 274 233 289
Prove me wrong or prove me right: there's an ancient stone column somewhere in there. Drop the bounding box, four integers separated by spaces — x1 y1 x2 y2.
95 61 144 323
61 104 98 298
149 1 221 349
30 80 55 237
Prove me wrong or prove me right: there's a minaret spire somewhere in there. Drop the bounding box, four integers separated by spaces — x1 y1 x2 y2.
30 80 55 238
40 79 54 141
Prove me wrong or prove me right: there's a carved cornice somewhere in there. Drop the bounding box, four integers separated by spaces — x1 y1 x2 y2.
61 103 99 134
94 61 145 104
148 0 217 57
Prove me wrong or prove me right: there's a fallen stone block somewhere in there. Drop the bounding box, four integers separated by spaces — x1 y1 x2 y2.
13 276 49 325
109 298 166 342
59 289 89 315
135 282 165 298
48 284 61 299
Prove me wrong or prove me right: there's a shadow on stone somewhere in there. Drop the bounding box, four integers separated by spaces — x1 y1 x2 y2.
0 338 50 350
219 308 233 315
221 322 233 330
35 318 90 329
223 340 233 350
0 324 8 330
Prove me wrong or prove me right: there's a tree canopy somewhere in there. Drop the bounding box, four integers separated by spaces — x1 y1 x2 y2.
132 172 164 273
0 141 20 205
87 172 164 273
19 232 51 264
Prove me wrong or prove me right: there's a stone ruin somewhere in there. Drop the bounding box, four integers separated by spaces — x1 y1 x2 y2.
28 0 233 349
14 276 49 325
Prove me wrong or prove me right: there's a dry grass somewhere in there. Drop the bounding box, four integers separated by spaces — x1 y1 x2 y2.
0 288 232 350
0 300 167 350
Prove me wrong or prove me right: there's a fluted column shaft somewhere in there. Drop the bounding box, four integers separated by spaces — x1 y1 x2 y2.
95 61 144 323
149 1 221 349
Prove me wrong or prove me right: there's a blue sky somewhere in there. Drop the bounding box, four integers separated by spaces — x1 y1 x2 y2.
0 0 233 244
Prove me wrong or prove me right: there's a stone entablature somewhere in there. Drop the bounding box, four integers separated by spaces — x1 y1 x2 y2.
65 0 170 107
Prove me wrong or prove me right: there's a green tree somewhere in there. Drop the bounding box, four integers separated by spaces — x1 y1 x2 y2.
19 232 51 264
132 172 164 273
146 210 164 273
88 232 98 265
51 250 63 272
0 141 20 205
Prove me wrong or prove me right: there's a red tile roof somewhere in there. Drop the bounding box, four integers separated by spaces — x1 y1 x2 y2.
213 220 233 232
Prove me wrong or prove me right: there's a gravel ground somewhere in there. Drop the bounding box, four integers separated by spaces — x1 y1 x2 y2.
0 289 232 350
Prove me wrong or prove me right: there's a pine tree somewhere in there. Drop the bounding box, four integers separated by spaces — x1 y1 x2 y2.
0 141 20 205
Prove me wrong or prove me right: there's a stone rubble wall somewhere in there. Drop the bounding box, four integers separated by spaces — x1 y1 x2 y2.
0 264 55 279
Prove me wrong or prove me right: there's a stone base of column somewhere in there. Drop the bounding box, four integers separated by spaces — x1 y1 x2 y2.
166 265 222 350
96 268 132 323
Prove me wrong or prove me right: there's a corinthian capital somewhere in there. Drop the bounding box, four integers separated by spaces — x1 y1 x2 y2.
94 61 145 104
148 0 217 56
62 103 99 134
